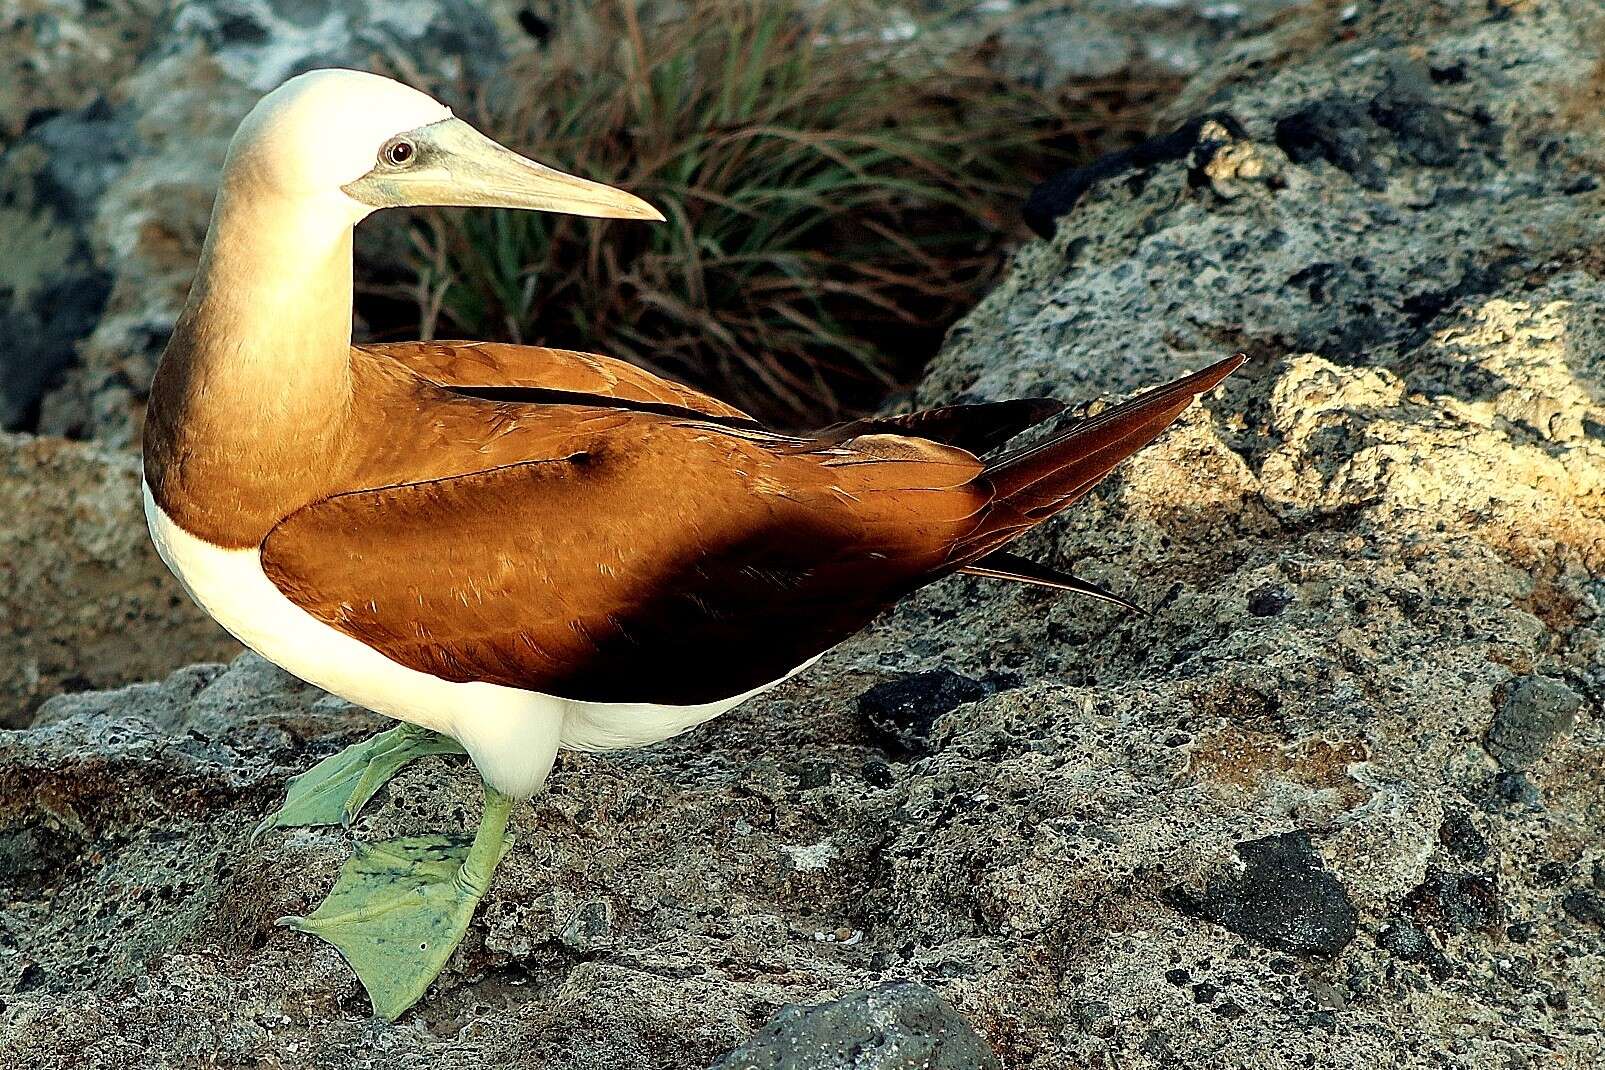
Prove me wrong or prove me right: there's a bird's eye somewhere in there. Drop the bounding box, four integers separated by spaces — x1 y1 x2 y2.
383 139 415 166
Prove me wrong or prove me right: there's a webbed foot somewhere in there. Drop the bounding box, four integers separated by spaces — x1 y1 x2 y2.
279 783 513 1021
256 722 466 837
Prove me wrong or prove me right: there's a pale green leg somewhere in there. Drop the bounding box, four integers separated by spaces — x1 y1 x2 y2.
254 722 466 837
279 782 514 1021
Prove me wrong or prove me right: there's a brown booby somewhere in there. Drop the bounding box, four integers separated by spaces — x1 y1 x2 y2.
141 68 1242 1020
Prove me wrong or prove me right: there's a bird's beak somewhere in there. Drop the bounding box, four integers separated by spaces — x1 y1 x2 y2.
343 116 664 222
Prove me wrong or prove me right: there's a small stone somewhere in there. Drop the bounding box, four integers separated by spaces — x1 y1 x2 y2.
1166 832 1358 957
1561 890 1605 927
1437 810 1488 863
1487 676 1582 769
1402 868 1500 934
1246 584 1294 617
710 982 1000 1070
558 900 614 955
857 670 988 756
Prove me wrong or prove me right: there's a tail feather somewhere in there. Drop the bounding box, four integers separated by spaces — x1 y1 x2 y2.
798 397 1065 456
985 354 1244 507
959 353 1245 555
960 550 1147 614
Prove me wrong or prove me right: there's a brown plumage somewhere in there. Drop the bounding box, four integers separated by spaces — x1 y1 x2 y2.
141 66 1244 719
218 344 1241 705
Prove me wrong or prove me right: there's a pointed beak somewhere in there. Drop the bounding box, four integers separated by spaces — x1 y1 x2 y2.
343 116 664 222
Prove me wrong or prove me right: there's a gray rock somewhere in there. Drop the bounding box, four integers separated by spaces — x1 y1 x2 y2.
856 670 990 756
1488 675 1584 770
0 101 135 430
711 983 1000 1070
2 0 512 442
0 432 238 727
961 0 1309 86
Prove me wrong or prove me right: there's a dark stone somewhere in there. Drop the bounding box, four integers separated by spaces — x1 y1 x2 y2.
1023 113 1246 238
1164 831 1359 957
861 758 896 788
710 982 1001 1070
557 900 613 954
0 271 113 431
857 670 988 756
1487 675 1582 770
1402 867 1500 935
1369 60 1459 167
1247 584 1294 617
1536 861 1572 887
1561 890 1605 927
1274 99 1386 191
1396 256 1525 342
216 12 270 45
1379 916 1453 981
0 102 136 430
518 9 553 43
1437 809 1488 863
1506 920 1536 943
1491 769 1541 807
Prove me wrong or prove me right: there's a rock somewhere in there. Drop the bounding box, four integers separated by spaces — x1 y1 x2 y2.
0 0 160 146
0 100 136 429
0 0 513 443
711 982 1000 1070
4 0 1605 1066
1562 890 1605 928
0 432 237 727
1487 675 1584 770
979 0 1309 86
857 670 989 756
1165 831 1359 957
1401 867 1502 937
1437 809 1489 864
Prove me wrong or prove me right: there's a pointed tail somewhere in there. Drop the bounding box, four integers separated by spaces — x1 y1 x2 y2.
960 353 1244 554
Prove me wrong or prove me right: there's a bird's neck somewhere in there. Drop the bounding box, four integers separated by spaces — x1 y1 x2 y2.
171 185 358 399
144 184 364 546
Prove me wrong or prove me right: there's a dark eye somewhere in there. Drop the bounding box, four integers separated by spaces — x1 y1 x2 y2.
384 139 415 166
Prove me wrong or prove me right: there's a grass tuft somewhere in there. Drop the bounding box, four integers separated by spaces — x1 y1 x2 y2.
375 0 1169 426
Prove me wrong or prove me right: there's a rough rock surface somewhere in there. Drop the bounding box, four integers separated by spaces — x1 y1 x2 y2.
0 432 236 728
711 982 1000 1070
0 0 518 443
3 1 1604 1068
981 0 1308 84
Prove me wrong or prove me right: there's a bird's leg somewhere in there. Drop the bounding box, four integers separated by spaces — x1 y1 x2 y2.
255 722 467 836
278 781 515 1022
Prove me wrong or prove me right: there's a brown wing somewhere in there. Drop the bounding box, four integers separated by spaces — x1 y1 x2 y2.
259 417 987 705
361 340 753 421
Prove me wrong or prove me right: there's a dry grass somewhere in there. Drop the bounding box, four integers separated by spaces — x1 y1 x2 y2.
373 0 1170 426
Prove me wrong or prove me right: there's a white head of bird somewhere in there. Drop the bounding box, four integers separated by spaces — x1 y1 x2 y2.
221 68 663 224
178 69 661 381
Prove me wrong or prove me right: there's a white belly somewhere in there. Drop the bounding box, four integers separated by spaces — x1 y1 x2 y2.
141 481 812 797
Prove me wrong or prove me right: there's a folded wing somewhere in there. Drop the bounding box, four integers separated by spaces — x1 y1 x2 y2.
260 418 988 705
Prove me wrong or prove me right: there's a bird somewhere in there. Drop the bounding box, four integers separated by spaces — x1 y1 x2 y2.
140 67 1243 1021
